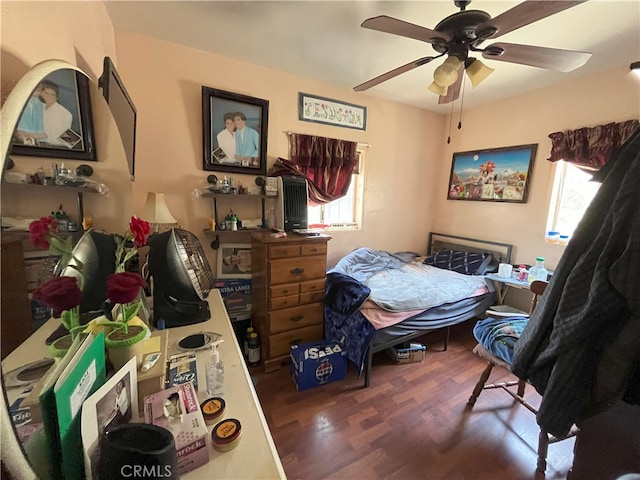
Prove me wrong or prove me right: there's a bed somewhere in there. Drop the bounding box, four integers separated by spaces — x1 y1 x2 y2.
324 232 513 387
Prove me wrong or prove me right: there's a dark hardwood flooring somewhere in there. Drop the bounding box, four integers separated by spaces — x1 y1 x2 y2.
252 321 575 480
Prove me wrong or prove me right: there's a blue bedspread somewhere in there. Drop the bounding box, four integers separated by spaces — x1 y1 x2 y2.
473 316 528 364
330 248 488 312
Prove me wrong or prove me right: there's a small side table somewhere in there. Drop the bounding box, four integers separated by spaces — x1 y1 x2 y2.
485 273 530 305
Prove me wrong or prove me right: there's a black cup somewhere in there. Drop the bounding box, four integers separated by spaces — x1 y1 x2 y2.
98 423 179 479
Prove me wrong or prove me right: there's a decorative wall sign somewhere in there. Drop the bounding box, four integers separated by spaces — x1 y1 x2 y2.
447 144 538 203
298 92 366 131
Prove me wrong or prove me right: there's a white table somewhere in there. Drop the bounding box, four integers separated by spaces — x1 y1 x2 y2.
484 273 531 305
2 290 286 480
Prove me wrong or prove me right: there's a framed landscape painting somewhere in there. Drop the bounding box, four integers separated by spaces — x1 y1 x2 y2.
447 144 538 203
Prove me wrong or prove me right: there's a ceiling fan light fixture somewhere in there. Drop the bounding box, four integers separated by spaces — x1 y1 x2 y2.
427 81 448 96
631 61 640 78
433 55 460 87
465 58 494 88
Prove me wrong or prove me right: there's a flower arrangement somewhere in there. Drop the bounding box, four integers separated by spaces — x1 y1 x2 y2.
29 216 152 344
99 216 151 334
30 216 85 341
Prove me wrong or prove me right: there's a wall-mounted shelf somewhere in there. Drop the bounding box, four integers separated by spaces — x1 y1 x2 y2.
2 180 106 231
203 227 271 249
198 191 277 249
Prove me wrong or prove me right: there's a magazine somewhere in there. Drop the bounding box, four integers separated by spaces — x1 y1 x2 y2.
80 357 138 480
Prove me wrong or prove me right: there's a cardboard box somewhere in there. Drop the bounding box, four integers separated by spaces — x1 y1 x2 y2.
213 279 252 320
166 352 198 390
144 383 209 475
137 330 168 415
290 340 347 391
387 343 427 364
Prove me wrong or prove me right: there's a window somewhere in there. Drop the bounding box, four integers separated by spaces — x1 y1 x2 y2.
308 150 364 230
546 161 600 241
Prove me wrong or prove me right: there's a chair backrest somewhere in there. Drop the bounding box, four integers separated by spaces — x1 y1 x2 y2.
529 280 549 314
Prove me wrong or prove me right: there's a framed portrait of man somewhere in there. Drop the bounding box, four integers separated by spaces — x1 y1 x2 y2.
202 86 269 176
10 69 96 161
216 243 252 279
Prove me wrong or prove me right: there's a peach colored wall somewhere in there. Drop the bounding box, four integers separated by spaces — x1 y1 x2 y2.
112 31 444 268
1 1 134 234
435 66 639 308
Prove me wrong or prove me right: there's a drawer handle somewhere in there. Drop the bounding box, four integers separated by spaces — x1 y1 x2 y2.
290 267 305 275
289 315 304 322
290 338 303 346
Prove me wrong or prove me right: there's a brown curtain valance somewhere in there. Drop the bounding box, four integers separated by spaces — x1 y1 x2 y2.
268 133 358 205
547 119 639 171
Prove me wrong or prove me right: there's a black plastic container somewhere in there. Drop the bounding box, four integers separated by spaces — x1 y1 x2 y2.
98 423 179 479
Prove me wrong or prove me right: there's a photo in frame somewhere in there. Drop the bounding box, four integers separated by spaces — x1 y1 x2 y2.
298 92 367 131
216 243 251 279
447 144 538 203
11 69 97 161
202 86 269 175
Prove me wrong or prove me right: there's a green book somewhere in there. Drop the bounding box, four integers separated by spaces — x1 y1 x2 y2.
39 332 106 480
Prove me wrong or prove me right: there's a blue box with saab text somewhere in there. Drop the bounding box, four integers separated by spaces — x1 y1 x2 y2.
290 340 347 391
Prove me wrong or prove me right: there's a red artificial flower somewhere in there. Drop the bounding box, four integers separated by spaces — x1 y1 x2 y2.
107 272 146 304
28 216 57 249
129 216 151 247
32 276 82 312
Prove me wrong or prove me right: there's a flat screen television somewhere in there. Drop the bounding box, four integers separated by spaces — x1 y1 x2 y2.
98 56 137 181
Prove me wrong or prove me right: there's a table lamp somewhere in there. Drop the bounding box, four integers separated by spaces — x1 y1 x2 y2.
142 192 178 233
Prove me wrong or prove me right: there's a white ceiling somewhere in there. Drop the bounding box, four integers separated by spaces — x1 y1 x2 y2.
105 0 640 115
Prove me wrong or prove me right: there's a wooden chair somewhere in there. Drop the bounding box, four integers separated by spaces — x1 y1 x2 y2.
467 280 578 472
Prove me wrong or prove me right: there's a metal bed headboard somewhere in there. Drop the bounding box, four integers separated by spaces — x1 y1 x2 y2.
427 232 513 266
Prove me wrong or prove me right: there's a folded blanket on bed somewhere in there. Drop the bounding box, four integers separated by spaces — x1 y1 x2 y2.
473 316 528 365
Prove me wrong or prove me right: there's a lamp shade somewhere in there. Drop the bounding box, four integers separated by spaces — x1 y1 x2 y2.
466 58 494 88
427 81 448 96
142 193 177 225
433 56 460 87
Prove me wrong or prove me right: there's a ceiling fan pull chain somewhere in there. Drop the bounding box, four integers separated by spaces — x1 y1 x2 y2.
458 74 467 131
447 100 455 144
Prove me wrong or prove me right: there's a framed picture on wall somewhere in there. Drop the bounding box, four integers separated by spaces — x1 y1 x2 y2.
202 86 269 176
216 243 252 279
10 69 97 161
447 144 538 203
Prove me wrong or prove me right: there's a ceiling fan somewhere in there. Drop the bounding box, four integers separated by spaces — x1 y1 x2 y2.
354 0 592 104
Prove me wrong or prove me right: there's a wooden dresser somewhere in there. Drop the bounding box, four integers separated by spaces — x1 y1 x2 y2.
251 231 331 372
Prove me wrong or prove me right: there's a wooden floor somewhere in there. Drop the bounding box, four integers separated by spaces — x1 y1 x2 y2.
253 321 575 480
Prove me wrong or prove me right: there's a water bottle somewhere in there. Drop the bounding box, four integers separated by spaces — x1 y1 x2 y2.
528 257 549 284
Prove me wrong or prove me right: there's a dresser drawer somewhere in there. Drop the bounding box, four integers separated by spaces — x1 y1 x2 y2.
269 256 326 285
300 278 325 294
269 324 324 358
269 303 323 334
269 245 301 259
300 291 324 304
301 243 327 256
270 283 300 298
269 294 300 310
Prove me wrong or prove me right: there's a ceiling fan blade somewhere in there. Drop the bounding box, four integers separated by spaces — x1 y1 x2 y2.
353 56 437 91
361 15 450 44
480 1 587 39
438 64 464 104
483 42 592 72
